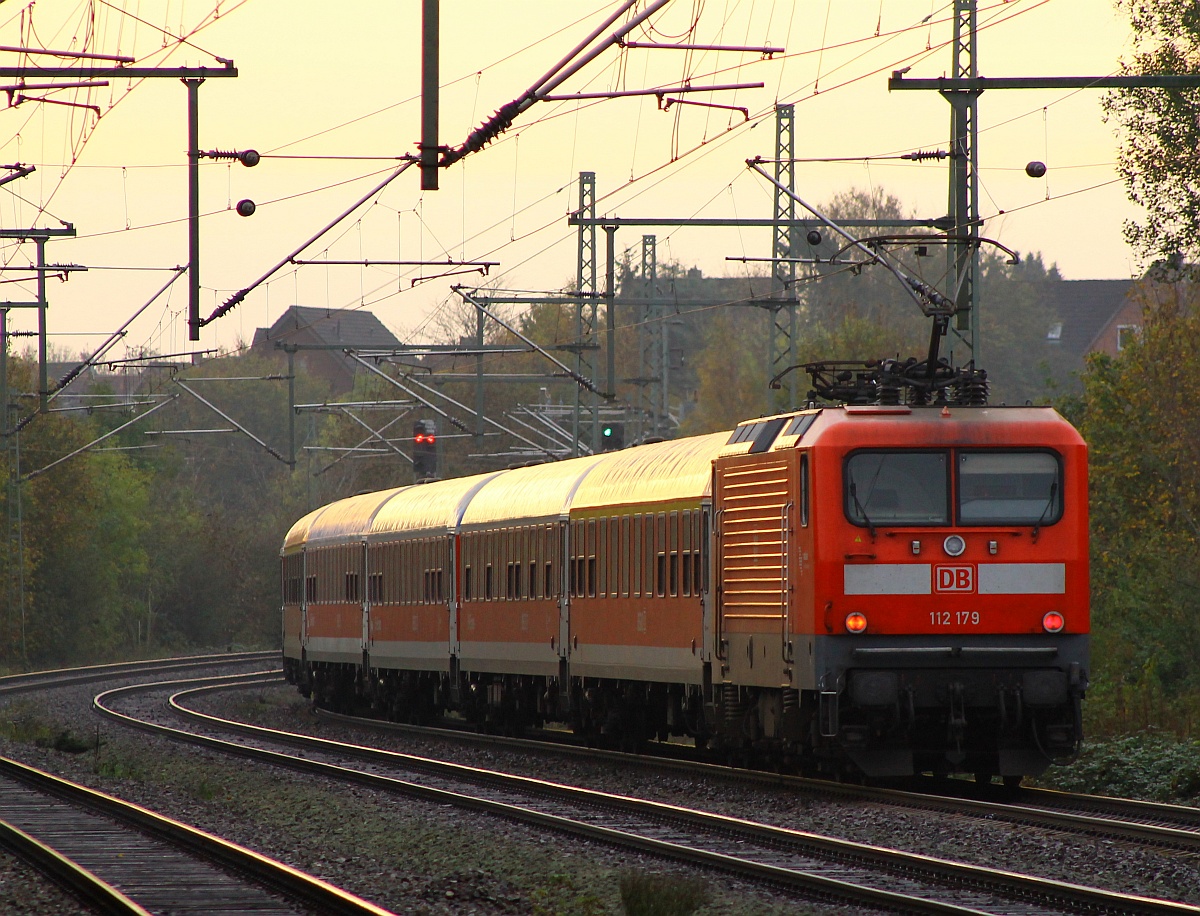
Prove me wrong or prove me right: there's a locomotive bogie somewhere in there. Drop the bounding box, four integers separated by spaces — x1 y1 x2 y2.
281 406 1089 779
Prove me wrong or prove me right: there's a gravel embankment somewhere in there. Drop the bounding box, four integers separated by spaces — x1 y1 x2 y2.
197 683 1200 907
5 672 1200 914
0 674 845 916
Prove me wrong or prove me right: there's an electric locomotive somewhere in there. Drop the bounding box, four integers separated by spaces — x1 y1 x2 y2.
281 365 1087 781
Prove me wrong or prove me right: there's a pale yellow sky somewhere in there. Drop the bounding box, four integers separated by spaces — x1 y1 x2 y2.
0 0 1136 359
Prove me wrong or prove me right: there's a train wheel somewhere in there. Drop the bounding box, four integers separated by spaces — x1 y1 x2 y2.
974 772 994 786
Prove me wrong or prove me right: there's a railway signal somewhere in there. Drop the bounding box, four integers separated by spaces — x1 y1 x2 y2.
413 419 438 481
600 421 624 451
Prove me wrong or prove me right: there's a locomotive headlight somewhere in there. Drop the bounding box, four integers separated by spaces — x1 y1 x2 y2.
1042 611 1066 633
845 612 868 634
943 534 966 557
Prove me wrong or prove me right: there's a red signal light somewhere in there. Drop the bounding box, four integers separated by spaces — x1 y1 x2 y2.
1042 611 1065 633
845 612 868 634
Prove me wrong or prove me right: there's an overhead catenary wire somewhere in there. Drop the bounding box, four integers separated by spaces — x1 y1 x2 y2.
2 0 1122 393
202 160 417 328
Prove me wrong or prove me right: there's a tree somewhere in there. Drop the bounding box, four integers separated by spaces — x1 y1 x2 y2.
1 357 153 666
1102 0 1200 268
976 250 1064 405
1072 278 1200 731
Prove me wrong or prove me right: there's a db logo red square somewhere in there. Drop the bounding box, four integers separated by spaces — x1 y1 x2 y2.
935 565 975 593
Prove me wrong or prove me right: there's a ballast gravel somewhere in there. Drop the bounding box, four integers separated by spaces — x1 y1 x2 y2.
4 670 1200 914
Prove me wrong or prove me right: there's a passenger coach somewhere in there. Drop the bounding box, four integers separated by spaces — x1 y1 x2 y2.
282 403 1088 780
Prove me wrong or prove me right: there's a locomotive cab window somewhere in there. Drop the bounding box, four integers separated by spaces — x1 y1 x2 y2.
958 451 1062 526
845 451 949 526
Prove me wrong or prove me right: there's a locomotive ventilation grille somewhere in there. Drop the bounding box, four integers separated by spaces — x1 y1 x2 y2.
718 457 791 626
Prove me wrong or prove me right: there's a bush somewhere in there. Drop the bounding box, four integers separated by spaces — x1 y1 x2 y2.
1036 734 1200 804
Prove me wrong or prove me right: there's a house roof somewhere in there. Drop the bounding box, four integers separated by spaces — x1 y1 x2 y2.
252 306 403 391
256 306 402 349
1013 279 1134 356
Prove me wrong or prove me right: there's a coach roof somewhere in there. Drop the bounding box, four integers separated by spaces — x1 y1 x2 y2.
369 471 503 539
301 487 409 547
459 454 608 529
571 431 728 511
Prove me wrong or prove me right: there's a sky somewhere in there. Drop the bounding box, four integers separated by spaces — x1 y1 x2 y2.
0 0 1137 363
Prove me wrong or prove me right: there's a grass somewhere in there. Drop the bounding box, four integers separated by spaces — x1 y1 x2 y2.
619 870 711 916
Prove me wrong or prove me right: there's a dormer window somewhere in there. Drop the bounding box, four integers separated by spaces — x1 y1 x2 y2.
1046 322 1063 342
1116 324 1140 351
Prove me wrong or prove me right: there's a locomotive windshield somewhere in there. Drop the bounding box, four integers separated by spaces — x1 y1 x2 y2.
845 451 950 525
844 449 1062 528
958 451 1061 525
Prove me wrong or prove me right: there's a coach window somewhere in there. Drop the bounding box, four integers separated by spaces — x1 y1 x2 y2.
575 522 582 597
417 543 426 602
845 450 949 526
958 451 1062 526
486 564 494 600
375 546 384 603
693 511 705 595
644 514 655 597
569 522 578 596
597 518 608 597
631 514 642 597
429 543 438 600
524 530 534 599
681 511 692 597
669 511 680 597
656 513 667 597
397 544 408 603
587 519 597 598
513 530 522 598
609 516 619 598
624 518 633 597
492 534 501 599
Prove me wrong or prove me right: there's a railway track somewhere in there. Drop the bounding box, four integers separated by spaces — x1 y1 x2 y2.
308 699 1200 854
95 673 1200 915
0 653 400 916
0 753 397 916
0 650 278 698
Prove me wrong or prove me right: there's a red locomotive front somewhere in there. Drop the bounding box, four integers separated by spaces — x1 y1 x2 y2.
715 404 1088 779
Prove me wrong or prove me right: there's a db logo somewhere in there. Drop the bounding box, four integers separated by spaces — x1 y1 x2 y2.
935 565 975 593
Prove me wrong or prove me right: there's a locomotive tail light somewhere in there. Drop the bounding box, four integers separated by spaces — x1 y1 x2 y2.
1042 611 1066 633
943 534 966 557
845 612 868 634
